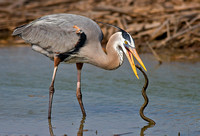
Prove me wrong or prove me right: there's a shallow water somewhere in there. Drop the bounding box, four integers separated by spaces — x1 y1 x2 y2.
0 47 199 136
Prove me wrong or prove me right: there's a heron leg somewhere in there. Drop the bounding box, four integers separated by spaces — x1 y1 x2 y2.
76 63 86 117
48 57 60 119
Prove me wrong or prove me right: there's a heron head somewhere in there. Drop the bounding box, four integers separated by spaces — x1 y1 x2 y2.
118 30 147 79
97 21 146 79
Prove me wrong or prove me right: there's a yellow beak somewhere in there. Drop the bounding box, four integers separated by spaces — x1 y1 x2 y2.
125 48 147 79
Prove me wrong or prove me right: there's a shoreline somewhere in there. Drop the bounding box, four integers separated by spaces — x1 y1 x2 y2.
1 43 199 62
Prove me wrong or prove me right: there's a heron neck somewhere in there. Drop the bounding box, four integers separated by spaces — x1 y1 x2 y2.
92 33 123 70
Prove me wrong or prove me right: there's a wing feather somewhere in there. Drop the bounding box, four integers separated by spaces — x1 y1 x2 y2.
13 14 104 60
15 17 79 54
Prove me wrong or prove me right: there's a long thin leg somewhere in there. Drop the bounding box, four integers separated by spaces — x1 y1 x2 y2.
48 57 60 119
76 63 86 117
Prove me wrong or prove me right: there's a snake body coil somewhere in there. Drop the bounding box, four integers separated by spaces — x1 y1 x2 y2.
136 65 156 125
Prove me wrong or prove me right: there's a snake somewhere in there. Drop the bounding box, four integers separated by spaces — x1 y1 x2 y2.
136 65 156 125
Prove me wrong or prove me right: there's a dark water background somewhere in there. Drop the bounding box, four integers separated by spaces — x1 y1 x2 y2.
0 47 199 136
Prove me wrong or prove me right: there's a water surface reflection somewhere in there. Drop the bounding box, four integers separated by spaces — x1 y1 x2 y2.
48 117 155 136
49 117 86 136
0 47 199 136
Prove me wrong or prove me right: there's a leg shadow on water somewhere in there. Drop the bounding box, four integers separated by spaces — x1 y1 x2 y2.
48 116 86 136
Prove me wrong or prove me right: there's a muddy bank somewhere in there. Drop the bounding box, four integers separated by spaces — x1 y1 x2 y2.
0 0 199 61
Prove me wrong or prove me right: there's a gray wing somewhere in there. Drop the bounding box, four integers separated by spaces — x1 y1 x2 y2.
13 15 81 55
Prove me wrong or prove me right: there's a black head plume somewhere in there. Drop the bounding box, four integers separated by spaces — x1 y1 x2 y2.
96 21 131 44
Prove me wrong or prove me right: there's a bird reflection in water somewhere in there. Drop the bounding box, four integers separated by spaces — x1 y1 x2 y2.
48 116 86 136
77 116 86 136
48 119 154 136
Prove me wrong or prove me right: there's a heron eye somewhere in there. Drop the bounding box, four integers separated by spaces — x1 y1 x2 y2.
124 41 128 45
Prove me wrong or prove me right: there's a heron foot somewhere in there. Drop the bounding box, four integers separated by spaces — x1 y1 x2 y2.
73 25 83 34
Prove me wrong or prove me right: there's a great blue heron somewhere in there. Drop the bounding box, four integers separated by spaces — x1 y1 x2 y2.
13 13 147 119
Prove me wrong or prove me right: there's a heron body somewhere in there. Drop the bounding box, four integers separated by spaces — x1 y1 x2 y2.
13 13 146 119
